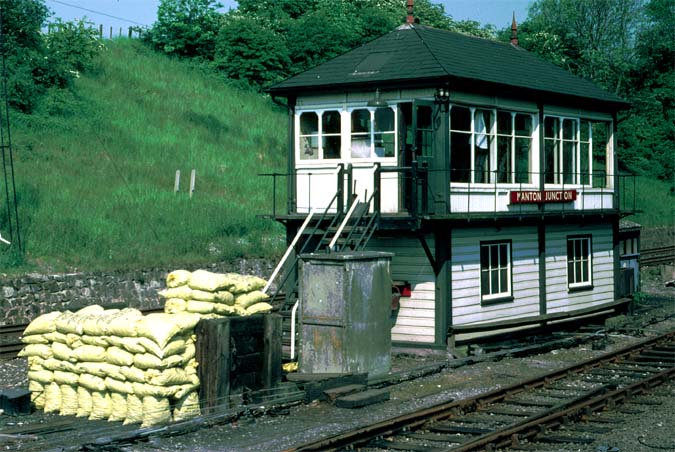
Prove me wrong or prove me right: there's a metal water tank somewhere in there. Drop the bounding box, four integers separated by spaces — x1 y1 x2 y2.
299 251 393 376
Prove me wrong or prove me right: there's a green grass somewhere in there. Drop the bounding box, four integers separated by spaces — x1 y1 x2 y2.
621 175 675 228
2 39 287 272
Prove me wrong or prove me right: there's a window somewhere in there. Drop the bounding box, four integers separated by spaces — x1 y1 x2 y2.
351 107 396 158
298 111 342 160
567 236 592 289
480 241 511 301
545 116 611 187
451 105 533 184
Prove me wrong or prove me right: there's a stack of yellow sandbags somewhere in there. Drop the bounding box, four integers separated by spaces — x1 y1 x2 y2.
19 306 202 427
159 269 273 318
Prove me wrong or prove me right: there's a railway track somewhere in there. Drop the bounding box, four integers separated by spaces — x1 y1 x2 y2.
640 245 675 266
288 330 675 452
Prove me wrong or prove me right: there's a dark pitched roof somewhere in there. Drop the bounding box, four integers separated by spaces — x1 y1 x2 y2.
269 24 628 110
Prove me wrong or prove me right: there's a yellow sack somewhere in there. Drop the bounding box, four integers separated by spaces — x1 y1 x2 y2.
55 312 84 335
28 369 54 384
123 393 143 425
27 356 45 370
120 366 146 384
166 269 192 288
42 358 77 373
105 377 133 394
187 269 233 292
186 299 215 314
59 384 79 416
107 336 147 354
108 392 128 422
72 344 107 362
78 373 106 392
164 298 187 314
235 290 270 309
21 334 49 345
158 285 193 300
82 309 120 337
44 382 62 413
76 387 92 417
77 305 106 316
229 275 267 294
136 314 181 349
43 331 68 344
89 391 112 421
80 335 109 347
29 380 45 393
138 336 187 359
24 311 62 335
133 353 163 370
173 391 200 421
145 368 199 386
53 370 79 386
132 382 179 398
106 346 134 367
174 382 200 400
141 395 170 428
65 333 83 349
107 308 143 337
32 391 46 410
19 343 53 359
213 303 237 316
246 302 274 315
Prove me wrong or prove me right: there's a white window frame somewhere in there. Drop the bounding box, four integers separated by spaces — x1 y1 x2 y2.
296 109 344 161
480 241 512 302
567 235 593 289
348 106 397 160
450 104 535 186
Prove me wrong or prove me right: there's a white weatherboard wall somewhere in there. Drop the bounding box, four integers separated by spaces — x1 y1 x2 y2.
451 226 540 326
545 224 614 313
366 236 436 344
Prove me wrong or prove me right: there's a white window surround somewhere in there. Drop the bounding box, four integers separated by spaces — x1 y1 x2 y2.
480 241 512 301
294 106 399 165
449 104 539 188
544 115 614 189
567 235 593 289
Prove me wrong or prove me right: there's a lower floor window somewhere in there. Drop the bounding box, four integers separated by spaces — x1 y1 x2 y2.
567 236 592 288
480 241 511 301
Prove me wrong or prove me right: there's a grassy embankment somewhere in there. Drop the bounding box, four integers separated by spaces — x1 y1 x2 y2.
3 39 287 272
1 39 671 272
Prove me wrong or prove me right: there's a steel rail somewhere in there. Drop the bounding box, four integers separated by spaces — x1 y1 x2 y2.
287 330 675 452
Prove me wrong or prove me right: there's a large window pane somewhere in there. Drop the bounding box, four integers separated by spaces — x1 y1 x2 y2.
450 132 471 182
545 139 559 184
480 241 511 301
474 109 492 183
515 137 531 183
497 136 511 183
450 106 470 131
497 111 512 135
515 114 532 136
563 141 576 184
351 109 371 158
299 112 319 159
322 110 341 159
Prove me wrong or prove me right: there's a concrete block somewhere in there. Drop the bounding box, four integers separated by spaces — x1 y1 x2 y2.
334 388 390 409
0 388 32 415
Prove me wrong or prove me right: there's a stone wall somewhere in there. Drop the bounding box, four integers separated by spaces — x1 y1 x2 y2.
0 259 274 326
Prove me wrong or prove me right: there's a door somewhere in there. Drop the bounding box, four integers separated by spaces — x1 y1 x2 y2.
400 100 435 214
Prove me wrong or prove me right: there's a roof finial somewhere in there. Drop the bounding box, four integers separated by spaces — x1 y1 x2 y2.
510 12 519 46
406 0 414 25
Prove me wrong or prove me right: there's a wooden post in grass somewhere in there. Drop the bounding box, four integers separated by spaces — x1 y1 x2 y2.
174 170 181 193
189 169 196 198
128 27 132 38
99 24 103 39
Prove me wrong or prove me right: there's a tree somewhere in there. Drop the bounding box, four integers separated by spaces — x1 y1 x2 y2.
516 0 644 94
145 0 222 59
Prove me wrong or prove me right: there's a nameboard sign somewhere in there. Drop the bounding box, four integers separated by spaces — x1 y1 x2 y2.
510 190 577 204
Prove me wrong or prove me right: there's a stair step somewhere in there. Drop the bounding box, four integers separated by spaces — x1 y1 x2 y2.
334 388 390 409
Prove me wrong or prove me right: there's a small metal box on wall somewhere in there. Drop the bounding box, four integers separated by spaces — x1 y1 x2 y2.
299 251 393 376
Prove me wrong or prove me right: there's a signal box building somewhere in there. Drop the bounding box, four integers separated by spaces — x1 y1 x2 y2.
267 21 636 350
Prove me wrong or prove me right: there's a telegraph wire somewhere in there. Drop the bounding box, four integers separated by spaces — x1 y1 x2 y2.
47 0 146 26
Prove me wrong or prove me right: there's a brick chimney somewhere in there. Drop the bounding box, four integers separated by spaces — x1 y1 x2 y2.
406 0 414 24
510 12 519 46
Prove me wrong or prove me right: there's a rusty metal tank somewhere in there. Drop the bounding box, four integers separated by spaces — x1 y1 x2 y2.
298 251 393 376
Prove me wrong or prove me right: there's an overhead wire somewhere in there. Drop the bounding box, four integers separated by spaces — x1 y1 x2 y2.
46 0 146 26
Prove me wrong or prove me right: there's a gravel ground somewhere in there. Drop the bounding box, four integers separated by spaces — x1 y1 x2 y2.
1 271 673 452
